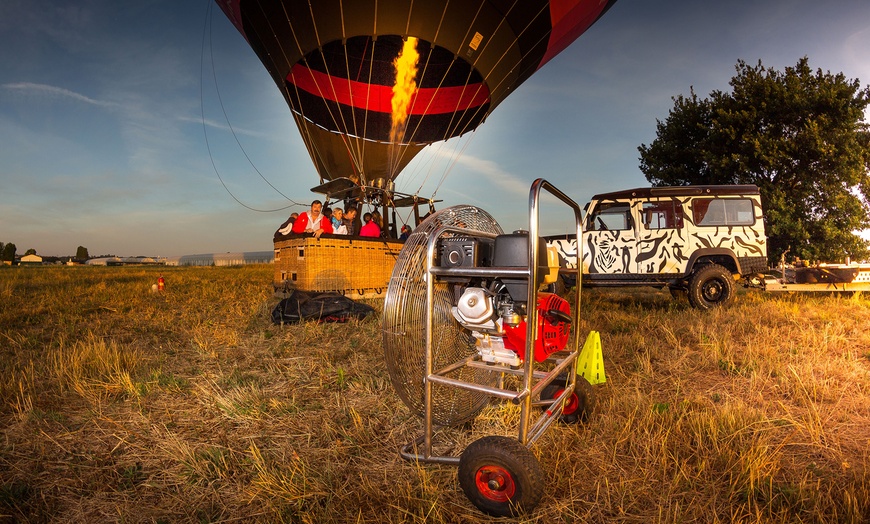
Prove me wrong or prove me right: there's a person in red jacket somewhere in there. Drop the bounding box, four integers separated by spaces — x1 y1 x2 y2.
359 212 381 238
291 200 332 238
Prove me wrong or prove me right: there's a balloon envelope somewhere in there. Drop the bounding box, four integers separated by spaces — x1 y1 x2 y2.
216 0 618 183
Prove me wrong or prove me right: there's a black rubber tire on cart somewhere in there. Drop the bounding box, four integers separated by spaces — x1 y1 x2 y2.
687 264 735 310
540 373 593 423
458 436 545 517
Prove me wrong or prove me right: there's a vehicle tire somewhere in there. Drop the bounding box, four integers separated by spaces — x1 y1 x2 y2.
687 264 735 310
458 436 545 517
540 373 593 423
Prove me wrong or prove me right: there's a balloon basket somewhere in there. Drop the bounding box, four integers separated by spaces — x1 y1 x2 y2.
274 235 403 298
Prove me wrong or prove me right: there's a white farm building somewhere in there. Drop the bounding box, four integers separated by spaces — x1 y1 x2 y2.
164 251 274 267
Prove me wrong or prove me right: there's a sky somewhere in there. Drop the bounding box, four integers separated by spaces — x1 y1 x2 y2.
2 0 869 257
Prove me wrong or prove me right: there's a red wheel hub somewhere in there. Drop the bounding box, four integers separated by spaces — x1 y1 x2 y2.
555 388 579 415
475 465 517 502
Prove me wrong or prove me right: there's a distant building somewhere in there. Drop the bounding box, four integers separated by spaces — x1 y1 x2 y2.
85 257 121 266
19 254 43 266
164 251 274 267
86 256 165 266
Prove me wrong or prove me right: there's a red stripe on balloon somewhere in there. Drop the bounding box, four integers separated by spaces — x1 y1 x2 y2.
540 0 609 68
288 65 489 115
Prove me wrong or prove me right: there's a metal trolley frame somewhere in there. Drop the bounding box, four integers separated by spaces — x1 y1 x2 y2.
397 179 586 516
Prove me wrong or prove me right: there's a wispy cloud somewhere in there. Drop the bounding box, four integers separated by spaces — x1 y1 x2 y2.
177 115 271 139
2 82 118 108
450 153 529 197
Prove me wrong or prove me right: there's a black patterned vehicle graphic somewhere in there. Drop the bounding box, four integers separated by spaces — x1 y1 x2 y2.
546 186 768 278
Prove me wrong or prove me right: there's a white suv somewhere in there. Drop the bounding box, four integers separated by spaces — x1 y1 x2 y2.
548 185 769 309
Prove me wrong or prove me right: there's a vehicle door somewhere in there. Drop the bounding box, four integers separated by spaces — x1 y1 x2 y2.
635 197 689 274
582 200 637 274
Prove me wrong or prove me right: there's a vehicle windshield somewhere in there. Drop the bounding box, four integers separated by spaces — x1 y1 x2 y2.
587 202 632 231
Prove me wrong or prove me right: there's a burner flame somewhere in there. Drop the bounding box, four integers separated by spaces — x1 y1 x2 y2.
390 37 419 144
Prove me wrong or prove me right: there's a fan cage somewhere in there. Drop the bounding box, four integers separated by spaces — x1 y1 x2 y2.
382 205 503 426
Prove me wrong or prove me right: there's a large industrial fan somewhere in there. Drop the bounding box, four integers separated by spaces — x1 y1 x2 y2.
383 205 504 426
382 180 591 517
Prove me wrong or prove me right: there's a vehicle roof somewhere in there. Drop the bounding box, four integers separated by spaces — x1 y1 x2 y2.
591 185 760 201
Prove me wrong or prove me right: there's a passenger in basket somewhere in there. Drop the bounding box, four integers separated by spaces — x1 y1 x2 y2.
291 200 333 238
273 212 299 242
343 207 358 236
371 210 387 238
399 224 412 241
332 208 348 235
359 212 381 238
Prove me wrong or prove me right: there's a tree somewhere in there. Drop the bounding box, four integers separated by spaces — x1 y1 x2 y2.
638 57 870 263
2 243 16 263
76 246 90 260
24 248 37 256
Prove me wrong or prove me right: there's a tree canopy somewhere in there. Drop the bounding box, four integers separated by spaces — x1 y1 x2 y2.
638 57 870 263
1 243 16 262
76 246 90 260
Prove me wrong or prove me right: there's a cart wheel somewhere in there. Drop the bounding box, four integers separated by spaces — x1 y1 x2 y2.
458 436 544 517
541 374 593 424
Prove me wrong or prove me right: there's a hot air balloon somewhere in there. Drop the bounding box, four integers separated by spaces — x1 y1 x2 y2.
216 0 617 227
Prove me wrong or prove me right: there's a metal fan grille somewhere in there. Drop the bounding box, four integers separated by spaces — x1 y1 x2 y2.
383 206 504 426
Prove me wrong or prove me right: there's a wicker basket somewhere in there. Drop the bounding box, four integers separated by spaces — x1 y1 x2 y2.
274 236 403 297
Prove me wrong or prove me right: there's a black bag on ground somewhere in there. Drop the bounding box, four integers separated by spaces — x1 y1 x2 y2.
271 289 375 324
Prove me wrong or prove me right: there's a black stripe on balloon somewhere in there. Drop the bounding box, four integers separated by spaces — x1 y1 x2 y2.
303 36 484 89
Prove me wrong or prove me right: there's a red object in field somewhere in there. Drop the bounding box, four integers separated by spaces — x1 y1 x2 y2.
157 276 165 292
503 293 571 362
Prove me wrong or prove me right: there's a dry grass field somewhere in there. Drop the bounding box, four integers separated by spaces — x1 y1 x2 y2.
1 264 869 523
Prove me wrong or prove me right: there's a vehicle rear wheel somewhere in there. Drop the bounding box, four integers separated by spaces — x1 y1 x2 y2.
688 264 735 310
458 436 544 517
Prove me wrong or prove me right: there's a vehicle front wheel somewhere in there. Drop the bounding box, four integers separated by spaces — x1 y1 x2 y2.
687 264 735 310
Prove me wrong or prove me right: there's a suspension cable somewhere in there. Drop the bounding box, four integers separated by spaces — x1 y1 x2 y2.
200 0 300 212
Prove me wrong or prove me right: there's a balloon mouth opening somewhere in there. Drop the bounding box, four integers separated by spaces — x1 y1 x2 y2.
285 35 491 144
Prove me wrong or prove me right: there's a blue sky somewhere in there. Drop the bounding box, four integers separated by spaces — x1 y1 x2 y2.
2 0 869 257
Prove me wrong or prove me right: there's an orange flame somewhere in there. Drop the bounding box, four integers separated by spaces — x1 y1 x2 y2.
390 37 419 144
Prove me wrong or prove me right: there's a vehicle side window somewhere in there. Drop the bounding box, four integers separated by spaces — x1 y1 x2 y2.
692 198 755 226
642 201 683 229
587 202 632 231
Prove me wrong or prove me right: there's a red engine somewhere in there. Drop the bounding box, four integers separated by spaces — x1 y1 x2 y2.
503 293 571 362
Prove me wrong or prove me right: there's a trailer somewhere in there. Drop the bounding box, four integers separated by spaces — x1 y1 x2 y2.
756 260 870 293
546 185 868 308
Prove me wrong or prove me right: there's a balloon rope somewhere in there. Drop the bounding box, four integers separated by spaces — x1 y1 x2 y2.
421 0 553 199
206 2 297 202
471 1 550 111
275 1 364 179
306 2 361 179
266 2 330 182
431 130 478 199
360 38 382 183
395 0 487 198
396 0 479 158
341 40 365 175
199 0 299 212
